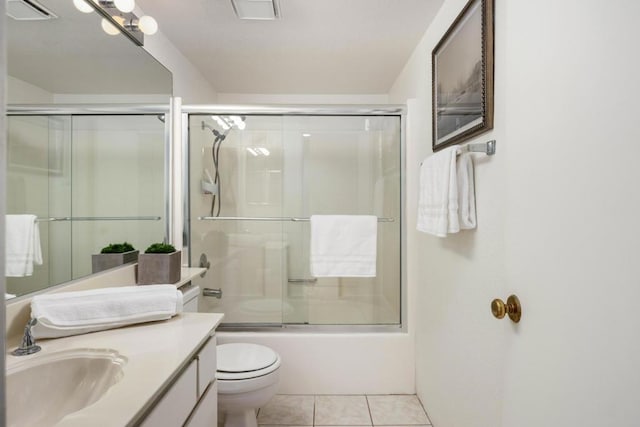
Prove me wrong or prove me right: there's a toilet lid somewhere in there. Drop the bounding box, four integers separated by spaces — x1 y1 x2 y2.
217 343 278 373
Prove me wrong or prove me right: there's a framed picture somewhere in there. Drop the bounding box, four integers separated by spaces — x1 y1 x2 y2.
432 0 494 152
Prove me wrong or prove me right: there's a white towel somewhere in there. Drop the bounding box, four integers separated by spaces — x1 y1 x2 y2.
457 153 477 230
310 215 377 277
31 285 183 339
417 147 460 237
417 148 477 237
5 214 43 277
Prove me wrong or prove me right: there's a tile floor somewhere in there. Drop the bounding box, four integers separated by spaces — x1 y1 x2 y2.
256 395 432 426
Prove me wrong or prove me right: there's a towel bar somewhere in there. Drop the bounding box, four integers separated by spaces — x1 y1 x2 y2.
197 216 395 222
421 140 496 165
35 216 162 222
463 140 495 155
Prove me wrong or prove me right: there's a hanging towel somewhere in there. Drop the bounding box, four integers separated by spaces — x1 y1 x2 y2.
457 152 477 230
310 215 377 277
5 214 43 277
417 147 460 237
30 285 184 339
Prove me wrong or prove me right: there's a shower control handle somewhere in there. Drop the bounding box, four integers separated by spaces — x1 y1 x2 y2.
203 288 223 299
199 253 211 278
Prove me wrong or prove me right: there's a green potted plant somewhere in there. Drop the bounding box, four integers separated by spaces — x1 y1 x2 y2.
137 242 181 284
92 242 139 273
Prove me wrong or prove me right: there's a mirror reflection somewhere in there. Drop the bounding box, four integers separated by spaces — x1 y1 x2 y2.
6 0 172 298
7 0 171 103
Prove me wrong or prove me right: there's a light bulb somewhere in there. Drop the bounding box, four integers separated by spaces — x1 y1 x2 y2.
113 0 135 13
138 15 158 35
73 0 94 13
101 18 120 35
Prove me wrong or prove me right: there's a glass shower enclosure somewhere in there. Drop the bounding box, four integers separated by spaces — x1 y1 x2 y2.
186 107 404 327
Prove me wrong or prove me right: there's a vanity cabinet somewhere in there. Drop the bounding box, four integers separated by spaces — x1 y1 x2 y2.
141 335 218 427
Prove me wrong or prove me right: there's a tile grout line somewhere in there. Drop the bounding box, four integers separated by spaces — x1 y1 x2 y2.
414 395 434 427
313 394 317 427
365 394 374 426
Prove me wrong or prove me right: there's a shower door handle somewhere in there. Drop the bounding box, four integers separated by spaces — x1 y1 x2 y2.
287 278 318 283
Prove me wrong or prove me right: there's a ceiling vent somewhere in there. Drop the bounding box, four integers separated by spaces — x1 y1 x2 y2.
231 0 280 20
7 0 58 20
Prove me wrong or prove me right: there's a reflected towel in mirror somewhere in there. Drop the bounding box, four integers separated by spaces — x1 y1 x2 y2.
5 214 43 277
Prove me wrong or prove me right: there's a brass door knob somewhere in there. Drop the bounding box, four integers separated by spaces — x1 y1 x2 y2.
491 295 521 323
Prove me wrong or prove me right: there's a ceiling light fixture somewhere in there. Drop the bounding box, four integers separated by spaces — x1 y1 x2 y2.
112 0 134 13
231 0 280 20
73 0 94 14
137 15 158 35
101 17 121 35
81 0 158 45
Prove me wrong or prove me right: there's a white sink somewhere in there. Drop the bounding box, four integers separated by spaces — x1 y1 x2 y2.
7 348 127 427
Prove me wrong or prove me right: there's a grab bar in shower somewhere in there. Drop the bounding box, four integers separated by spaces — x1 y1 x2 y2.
197 216 395 222
288 278 318 283
36 216 162 222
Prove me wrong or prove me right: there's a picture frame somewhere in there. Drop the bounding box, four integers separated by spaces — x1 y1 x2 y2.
432 0 494 152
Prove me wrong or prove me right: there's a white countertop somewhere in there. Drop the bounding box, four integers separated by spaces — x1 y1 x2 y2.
6 311 224 427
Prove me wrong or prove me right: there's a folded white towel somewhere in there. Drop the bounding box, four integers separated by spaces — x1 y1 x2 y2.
5 214 43 277
417 147 460 237
417 147 477 237
310 215 377 277
31 285 183 339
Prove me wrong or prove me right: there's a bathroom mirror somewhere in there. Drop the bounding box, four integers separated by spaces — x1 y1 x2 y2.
5 0 172 298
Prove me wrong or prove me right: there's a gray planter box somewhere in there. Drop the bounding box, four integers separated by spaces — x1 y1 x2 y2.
137 251 181 285
92 250 139 273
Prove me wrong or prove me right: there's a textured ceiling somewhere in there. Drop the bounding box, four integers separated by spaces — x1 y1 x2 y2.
136 0 444 94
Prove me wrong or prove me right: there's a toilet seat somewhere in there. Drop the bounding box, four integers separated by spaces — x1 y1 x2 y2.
217 343 281 381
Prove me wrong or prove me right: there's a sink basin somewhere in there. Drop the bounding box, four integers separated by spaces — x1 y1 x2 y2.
7 348 127 427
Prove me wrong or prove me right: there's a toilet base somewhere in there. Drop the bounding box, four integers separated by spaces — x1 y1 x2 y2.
223 409 258 427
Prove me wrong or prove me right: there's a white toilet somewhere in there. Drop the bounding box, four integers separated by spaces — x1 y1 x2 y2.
217 343 281 427
180 285 281 427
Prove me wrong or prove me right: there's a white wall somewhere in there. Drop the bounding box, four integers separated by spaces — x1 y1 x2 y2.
390 1 506 424
143 31 218 104
391 0 640 426
7 76 53 104
134 3 217 103
217 93 389 105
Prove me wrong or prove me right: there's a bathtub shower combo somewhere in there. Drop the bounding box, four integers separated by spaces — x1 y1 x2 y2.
186 107 404 328
6 105 404 330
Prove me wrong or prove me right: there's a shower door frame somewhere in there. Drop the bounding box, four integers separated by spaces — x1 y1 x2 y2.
182 105 407 332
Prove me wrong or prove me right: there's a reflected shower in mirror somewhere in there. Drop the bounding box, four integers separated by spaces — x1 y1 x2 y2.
6 113 167 298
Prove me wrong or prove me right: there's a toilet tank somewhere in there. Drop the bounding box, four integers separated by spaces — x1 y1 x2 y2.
181 285 200 312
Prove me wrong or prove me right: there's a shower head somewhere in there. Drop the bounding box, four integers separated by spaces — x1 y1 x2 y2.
201 121 226 141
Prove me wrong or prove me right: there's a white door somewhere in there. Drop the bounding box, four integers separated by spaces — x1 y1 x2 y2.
500 2 640 426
